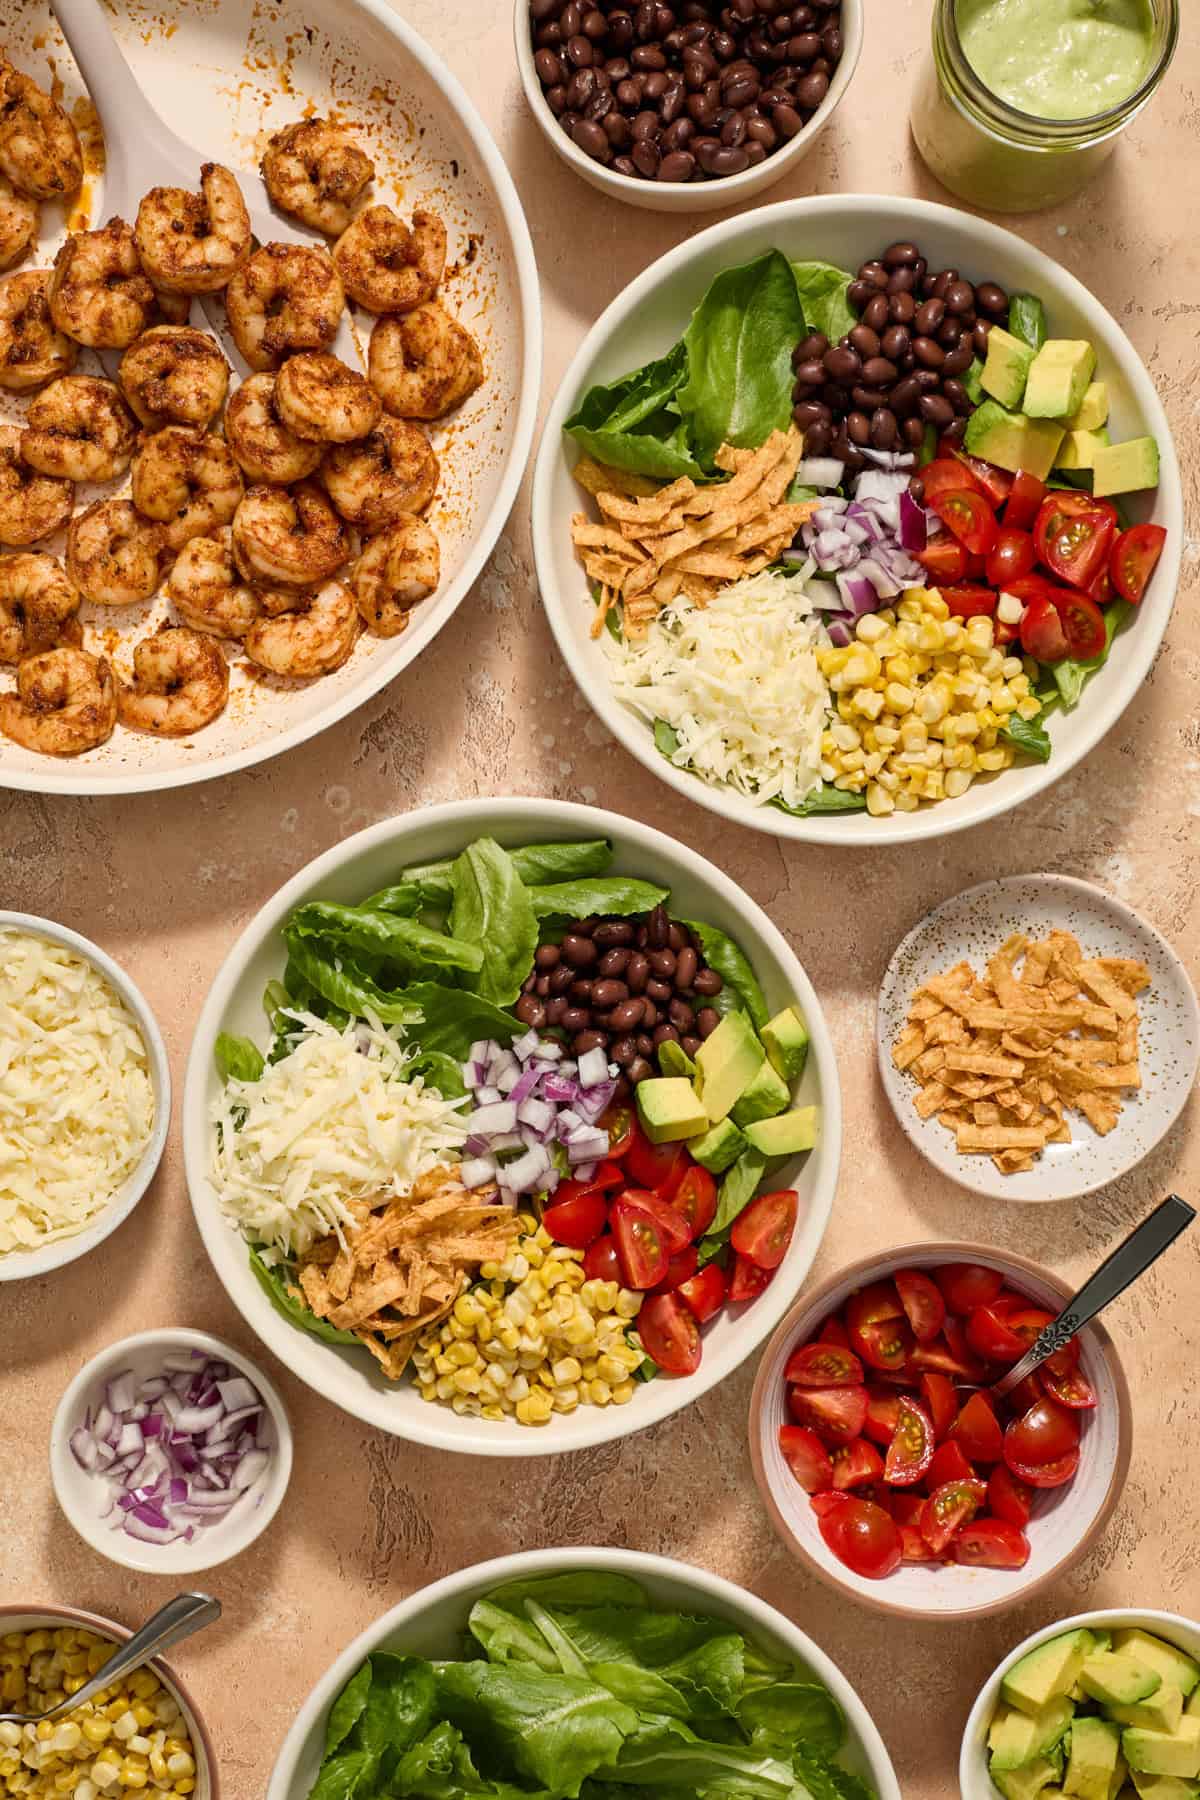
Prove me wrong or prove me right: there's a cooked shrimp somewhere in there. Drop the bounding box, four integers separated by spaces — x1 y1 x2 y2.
224 243 344 372
223 371 322 485
352 515 440 636
260 118 374 237
149 286 192 326
166 528 263 639
231 479 349 589
130 425 243 552
118 325 229 431
320 417 438 531
331 205 446 315
243 578 359 677
368 302 483 421
48 219 155 349
67 498 167 606
273 351 380 443
22 375 137 483
0 552 81 662
0 425 73 545
0 173 38 271
0 270 77 391
0 646 115 755
117 625 229 735
0 60 83 201
134 163 252 295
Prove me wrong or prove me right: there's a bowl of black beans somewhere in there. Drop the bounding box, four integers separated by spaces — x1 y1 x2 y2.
516 0 863 211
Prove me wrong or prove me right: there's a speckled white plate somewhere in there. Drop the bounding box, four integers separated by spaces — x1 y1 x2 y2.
876 875 1199 1203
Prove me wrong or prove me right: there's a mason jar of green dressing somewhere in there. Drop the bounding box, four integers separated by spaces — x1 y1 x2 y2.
912 0 1179 212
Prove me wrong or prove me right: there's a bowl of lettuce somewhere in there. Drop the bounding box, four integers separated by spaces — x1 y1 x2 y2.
266 1548 901 1800
531 194 1182 845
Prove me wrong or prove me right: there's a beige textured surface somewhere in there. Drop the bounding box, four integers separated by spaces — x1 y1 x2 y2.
1 2 1198 1796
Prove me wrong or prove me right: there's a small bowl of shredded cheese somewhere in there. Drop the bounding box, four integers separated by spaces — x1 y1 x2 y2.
0 913 170 1281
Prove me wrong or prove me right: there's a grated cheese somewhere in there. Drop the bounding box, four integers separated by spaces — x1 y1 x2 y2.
0 928 155 1256
210 1010 468 1259
604 567 832 811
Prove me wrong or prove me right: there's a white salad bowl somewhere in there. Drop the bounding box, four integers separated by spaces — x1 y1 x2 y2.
266 1546 901 1800
181 797 841 1455
0 912 170 1283
531 193 1183 845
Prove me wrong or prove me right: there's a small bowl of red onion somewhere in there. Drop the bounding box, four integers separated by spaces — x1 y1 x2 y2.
50 1327 293 1574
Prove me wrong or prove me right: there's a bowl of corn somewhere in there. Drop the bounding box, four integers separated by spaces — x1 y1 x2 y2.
0 1607 216 1799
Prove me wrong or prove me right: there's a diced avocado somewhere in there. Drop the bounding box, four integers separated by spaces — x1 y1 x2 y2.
687 1116 747 1174
731 1058 791 1127
991 1753 1066 1800
1093 1633 1115 1655
1024 339 1098 419
635 1076 708 1144
657 1038 697 1082
1129 1774 1200 1799
1107 1752 1129 1800
694 1011 764 1125
761 1005 810 1082
1005 1632 1098 1717
1066 1718 1122 1800
743 1105 817 1158
964 400 1066 482
1081 1653 1163 1708
982 325 1037 409
1112 1635 1200 1699
1067 381 1109 433
1110 1690 1186 1737
1092 435 1160 497
992 1699 1077 1771
1189 1693 1200 1721
1055 427 1111 471
1122 1719 1200 1779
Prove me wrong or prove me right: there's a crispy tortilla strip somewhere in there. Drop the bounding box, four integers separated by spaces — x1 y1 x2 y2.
328 1266 412 1331
993 1149 1036 1174
956 1123 1048 1152
601 476 697 522
892 1024 926 1071
914 1080 949 1119
1076 960 1138 1020
966 1005 1085 1032
572 516 641 557
298 1263 334 1314
942 1049 1026 1078
1051 1058 1140 1091
572 455 662 500
1076 1091 1119 1134
1095 956 1151 995
912 1046 947 1081
973 1101 1004 1126
987 934 1029 1009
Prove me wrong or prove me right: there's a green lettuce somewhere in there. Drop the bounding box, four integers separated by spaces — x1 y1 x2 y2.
789 260 856 343
214 1032 264 1084
676 251 807 464
248 1252 359 1348
448 838 539 1008
680 920 768 1030
527 878 669 922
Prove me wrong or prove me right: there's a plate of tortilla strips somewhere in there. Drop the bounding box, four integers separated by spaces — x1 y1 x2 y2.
876 874 1199 1203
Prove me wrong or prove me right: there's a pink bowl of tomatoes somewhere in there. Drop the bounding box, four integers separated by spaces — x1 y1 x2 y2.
749 1243 1132 1619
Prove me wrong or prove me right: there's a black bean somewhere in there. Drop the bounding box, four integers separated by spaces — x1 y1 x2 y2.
680 1034 702 1057
631 41 666 67
882 241 920 267
870 407 898 449
573 117 611 157
641 1001 661 1030
631 137 661 175
514 994 546 1028
824 343 860 382
889 375 921 416
974 319 993 355
788 30 820 60
674 946 698 989
887 266 916 296
861 355 898 386
562 932 598 966
696 1007 720 1038
803 417 832 453
546 84 568 114
976 281 1008 318
881 324 910 361
583 6 607 35
570 978 593 1001
530 0 560 20
846 409 870 446
535 973 551 997
938 315 964 347
626 952 649 991
915 297 945 335
662 116 694 150
646 977 673 1002
548 965 573 996
668 997 696 1031
591 979 629 1008
942 339 975 377
944 279 975 315
848 323 880 359
626 1056 654 1085
535 47 564 84
653 1023 681 1048
598 948 629 978
919 392 954 428
611 1035 637 1066
535 943 560 969
567 33 595 65
658 148 695 179
594 920 635 947
692 966 723 996
912 335 945 369
862 292 889 332
771 101 804 136
605 998 644 1032
574 1030 607 1055
889 290 916 325
545 997 568 1025
847 278 875 311
646 905 670 948
635 1032 655 1056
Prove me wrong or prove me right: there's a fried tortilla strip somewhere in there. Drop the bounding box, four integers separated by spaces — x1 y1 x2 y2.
1075 1091 1119 1134
572 516 640 557
1095 956 1151 995
942 1049 1027 1078
956 1123 1047 1152
993 1149 1036 1174
572 455 663 501
892 1024 926 1071
1076 960 1138 1020
298 1263 334 1315
914 1080 949 1119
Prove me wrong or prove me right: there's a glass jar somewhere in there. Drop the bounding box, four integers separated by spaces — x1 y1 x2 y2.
911 0 1179 213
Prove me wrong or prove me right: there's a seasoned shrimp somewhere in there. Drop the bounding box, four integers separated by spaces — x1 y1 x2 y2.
231 480 349 589
130 425 244 552
224 243 344 372
134 164 252 295
0 173 38 271
0 425 73 545
0 646 115 755
243 578 359 678
223 372 322 485
67 498 167 606
260 118 374 237
0 552 81 662
0 59 83 201
331 206 446 315
0 270 76 391
166 529 264 639
117 625 229 735
321 417 438 531
48 219 155 349
273 352 380 444
22 375 137 483
118 325 229 431
368 302 483 421
352 515 440 636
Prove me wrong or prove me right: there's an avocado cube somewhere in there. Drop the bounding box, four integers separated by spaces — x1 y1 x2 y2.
1129 1774 1200 1799
992 1699 1077 1771
1092 436 1160 497
1107 1752 1130 1800
761 1005 810 1082
1113 1635 1200 1701
730 1058 791 1127
1005 1632 1098 1717
991 1752 1067 1800
1066 1718 1122 1800
1055 427 1110 471
1080 1653 1163 1708
743 1105 817 1158
657 1038 697 1082
1024 339 1098 419
1092 1631 1115 1655
687 1116 747 1174
1066 381 1109 433
1189 1692 1200 1721
635 1076 708 1144
1111 1691 1186 1737
694 1010 764 1124
982 325 1037 409
964 399 1065 482
1122 1719 1200 1779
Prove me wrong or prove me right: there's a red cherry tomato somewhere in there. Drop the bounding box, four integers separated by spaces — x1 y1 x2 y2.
930 488 999 556
1003 470 1047 532
920 1478 986 1554
1043 1334 1081 1376
675 1262 726 1323
1004 1446 1081 1488
810 1489 851 1519
610 1199 669 1290
819 1315 851 1348
779 1425 832 1493
785 1342 865 1388
1089 563 1116 606
966 1303 1027 1364
920 1372 957 1443
728 1253 774 1303
935 1264 1004 1313
926 1439 975 1490
671 1165 717 1240
941 583 997 619
1034 491 1115 590
820 1497 903 1580
541 1189 609 1250
831 1437 885 1490
549 1167 623 1214
598 1101 636 1159
626 1132 687 1198
915 537 970 584
1056 586 1107 658
986 526 1037 588
863 1386 902 1446
951 1392 1004 1463
618 1189 692 1254
582 1234 621 1283
1110 522 1166 603
900 1523 943 1563
731 1190 797 1270
851 1316 914 1374
883 1396 935 1487
951 447 1014 508
1002 1307 1056 1351
890 1491 926 1528
988 1463 1034 1527
953 1520 1030 1568
920 457 990 505
908 1319 984 1383
846 1280 904 1327
1019 592 1071 662
787 1383 869 1447
637 1293 701 1376
1038 1363 1098 1410
1005 1372 1045 1416
894 1269 946 1345
1004 1396 1080 1468
653 1246 699 1293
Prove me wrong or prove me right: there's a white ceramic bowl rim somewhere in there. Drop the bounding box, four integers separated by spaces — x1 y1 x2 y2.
531 192 1183 844
181 796 842 1454
0 911 171 1282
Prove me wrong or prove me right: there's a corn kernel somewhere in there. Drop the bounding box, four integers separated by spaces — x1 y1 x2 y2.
866 782 894 816
944 767 974 797
884 682 914 712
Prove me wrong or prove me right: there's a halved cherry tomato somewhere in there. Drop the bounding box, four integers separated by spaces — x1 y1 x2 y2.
915 537 970 584
1004 1395 1079 1468
821 1497 902 1579
900 1523 943 1563
935 1264 1004 1313
1044 1334 1080 1376
637 1293 701 1376
846 1280 904 1328
920 457 990 505
671 1165 717 1240
920 1478 986 1554
786 1342 865 1388
542 1190 609 1250
926 1439 975 1490
1034 491 1115 590
653 1246 699 1293
951 1392 1004 1463
618 1189 692 1254
909 1318 984 1383
1020 593 1071 662
676 1262 726 1323
832 1438 885 1490
1003 470 1047 532
550 1166 623 1214
988 1463 1034 1527
787 1383 869 1446
1004 1372 1045 1416
779 1425 832 1493
1057 586 1107 658
819 1315 851 1348
894 1269 946 1345
729 1254 773 1303
731 1190 797 1270
1039 1363 1098 1410
610 1199 669 1290
966 1302 1027 1364
626 1132 687 1198
1002 1307 1055 1351
1004 1446 1080 1488
930 487 999 556
920 1372 957 1443
941 583 997 619
582 1234 621 1283
810 1489 851 1518
952 1520 1030 1568
1110 522 1166 603
883 1396 934 1486
986 526 1036 588
851 1317 914 1374
863 1386 902 1446
598 1101 635 1160
890 1491 926 1527
951 447 1013 508
1089 563 1115 606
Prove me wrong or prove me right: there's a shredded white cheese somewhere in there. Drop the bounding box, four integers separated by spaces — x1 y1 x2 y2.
210 1011 467 1259
605 568 832 811
0 928 155 1256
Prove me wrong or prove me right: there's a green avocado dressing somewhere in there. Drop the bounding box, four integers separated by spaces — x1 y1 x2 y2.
956 0 1155 120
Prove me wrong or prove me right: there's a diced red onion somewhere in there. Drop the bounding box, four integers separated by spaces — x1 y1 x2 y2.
826 616 854 648
472 1084 502 1107
898 488 928 552
469 1101 518 1135
106 1373 136 1413
460 1156 497 1189
795 456 845 489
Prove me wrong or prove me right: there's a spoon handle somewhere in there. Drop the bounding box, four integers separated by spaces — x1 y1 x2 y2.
48 1594 221 1720
992 1194 1195 1399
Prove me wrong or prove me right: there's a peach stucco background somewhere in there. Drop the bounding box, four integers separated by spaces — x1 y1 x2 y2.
2 2 1198 1796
